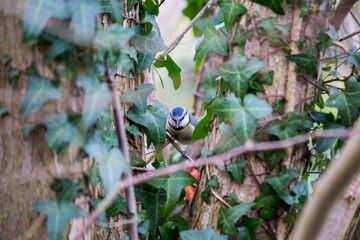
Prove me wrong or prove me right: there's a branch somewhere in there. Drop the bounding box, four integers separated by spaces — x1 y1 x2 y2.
329 0 358 30
103 54 138 240
339 27 360 41
166 132 198 166
162 0 217 56
73 128 352 237
292 121 360 240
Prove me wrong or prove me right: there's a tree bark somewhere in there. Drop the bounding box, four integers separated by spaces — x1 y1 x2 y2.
189 1 332 239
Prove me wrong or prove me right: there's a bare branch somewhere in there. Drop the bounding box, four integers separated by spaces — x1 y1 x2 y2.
162 0 217 56
74 128 352 237
292 121 360 240
103 54 138 240
339 27 360 41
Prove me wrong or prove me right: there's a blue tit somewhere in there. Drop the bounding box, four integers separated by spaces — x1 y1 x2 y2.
166 107 198 145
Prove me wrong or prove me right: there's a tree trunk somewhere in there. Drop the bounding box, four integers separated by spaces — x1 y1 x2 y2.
189 1 332 239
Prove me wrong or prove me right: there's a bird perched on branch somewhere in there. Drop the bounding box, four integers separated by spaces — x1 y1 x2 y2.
166 106 198 145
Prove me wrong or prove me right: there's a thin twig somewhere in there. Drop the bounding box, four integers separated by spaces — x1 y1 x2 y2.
74 128 352 237
166 132 198 166
162 0 217 56
339 28 360 41
298 76 330 93
103 54 139 240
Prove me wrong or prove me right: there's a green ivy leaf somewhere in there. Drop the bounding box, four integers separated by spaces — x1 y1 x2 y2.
250 0 284 15
141 12 162 36
346 48 360 69
207 175 220 188
121 84 155 114
143 0 159 16
135 183 167 239
106 195 127 217
127 100 168 150
219 54 266 98
20 76 60 118
214 123 241 153
218 0 247 30
265 168 298 200
94 25 135 51
265 112 310 139
317 31 333 50
258 150 287 171
286 52 317 76
218 202 255 236
237 216 262 240
67 1 101 45
154 55 182 90
131 30 167 72
198 64 218 102
159 226 178 240
78 76 111 130
44 114 84 152
192 105 213 142
194 24 228 61
213 93 272 143
281 180 308 205
85 133 130 194
254 183 282 219
326 77 360 127
22 0 69 44
96 111 118 148
45 39 75 61
33 200 87 240
180 226 227 240
148 171 196 217
226 160 247 184
50 178 82 202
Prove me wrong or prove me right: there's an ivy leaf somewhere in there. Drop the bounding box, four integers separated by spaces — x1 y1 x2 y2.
214 123 242 153
254 183 282 219
265 168 298 201
198 64 218 102
96 111 118 148
121 84 155 114
20 76 60 118
207 175 220 188
226 160 247 184
258 150 287 171
143 0 159 16
50 178 82 202
346 47 360 69
218 0 247 30
135 183 167 239
33 200 87 240
194 24 228 61
44 114 84 152
79 76 111 130
237 216 262 240
326 78 360 127
265 112 310 139
22 0 69 44
154 55 182 90
219 54 265 98
148 171 196 216
85 133 130 194
213 93 272 144
106 195 127 217
127 100 168 150
141 12 162 36
218 202 255 236
131 30 167 72
317 31 333 50
286 52 317 76
94 25 135 51
282 180 308 205
67 1 101 45
250 0 284 15
192 105 213 142
180 227 227 240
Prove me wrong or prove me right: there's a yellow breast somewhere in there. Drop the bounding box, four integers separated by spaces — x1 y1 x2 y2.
166 122 195 145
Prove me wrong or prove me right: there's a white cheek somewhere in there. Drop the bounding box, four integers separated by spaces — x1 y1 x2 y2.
179 114 190 128
168 116 176 127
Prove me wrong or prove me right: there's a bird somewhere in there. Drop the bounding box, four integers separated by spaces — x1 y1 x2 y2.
166 106 198 145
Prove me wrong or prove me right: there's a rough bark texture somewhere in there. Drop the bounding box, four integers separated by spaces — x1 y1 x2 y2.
189 1 332 239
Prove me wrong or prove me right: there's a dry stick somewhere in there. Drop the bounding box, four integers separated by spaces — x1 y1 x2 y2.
339 28 360 41
162 0 217 56
166 132 198 166
74 128 352 237
292 122 360 240
104 55 139 240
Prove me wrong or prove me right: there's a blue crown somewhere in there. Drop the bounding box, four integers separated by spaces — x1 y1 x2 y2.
171 107 185 117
